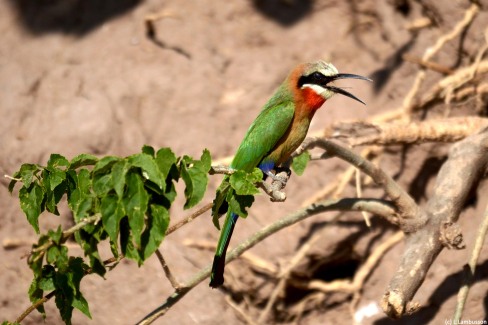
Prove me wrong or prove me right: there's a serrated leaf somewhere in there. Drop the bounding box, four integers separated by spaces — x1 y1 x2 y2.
93 174 113 196
38 274 55 292
141 145 155 157
112 160 129 198
48 226 63 245
93 156 120 175
18 163 39 189
291 151 311 176
47 154 69 169
141 204 170 260
227 190 254 218
72 293 91 319
101 194 125 243
128 153 165 191
43 166 67 215
164 178 177 205
123 172 149 247
69 153 99 169
19 183 44 233
156 148 177 178
119 217 141 263
46 245 68 271
76 231 106 277
68 169 93 222
54 272 74 325
69 257 92 318
200 149 212 171
180 150 211 209
229 170 260 195
29 265 56 317
47 168 66 192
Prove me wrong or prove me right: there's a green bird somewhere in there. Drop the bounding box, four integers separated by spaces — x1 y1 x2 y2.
210 60 371 288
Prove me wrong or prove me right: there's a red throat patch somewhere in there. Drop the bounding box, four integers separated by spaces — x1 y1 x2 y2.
302 87 326 111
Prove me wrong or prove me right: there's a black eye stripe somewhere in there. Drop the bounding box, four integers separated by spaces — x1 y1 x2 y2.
297 72 334 88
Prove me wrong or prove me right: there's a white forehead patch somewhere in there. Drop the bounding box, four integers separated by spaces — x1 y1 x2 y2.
317 62 339 77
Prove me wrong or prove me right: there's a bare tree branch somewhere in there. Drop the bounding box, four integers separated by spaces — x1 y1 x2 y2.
298 138 420 230
381 128 488 318
136 197 397 324
324 117 488 147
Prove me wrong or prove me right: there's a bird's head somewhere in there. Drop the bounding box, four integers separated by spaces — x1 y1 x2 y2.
291 60 372 110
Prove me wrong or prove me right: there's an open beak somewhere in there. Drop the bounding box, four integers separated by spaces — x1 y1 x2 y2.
323 73 372 105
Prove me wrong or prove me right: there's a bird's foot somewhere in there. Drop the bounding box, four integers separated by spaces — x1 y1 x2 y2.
274 166 292 178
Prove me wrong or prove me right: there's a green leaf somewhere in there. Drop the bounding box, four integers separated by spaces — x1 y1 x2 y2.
180 150 211 209
291 151 311 176
93 174 113 196
212 180 230 229
47 168 66 192
156 148 177 178
123 172 149 247
229 169 261 195
141 204 170 260
17 163 39 189
93 156 120 175
101 194 125 243
72 293 91 319
69 258 91 318
47 154 69 169
141 145 155 157
69 153 99 169
128 153 165 191
29 265 56 317
38 274 55 292
19 183 44 233
46 245 69 272
68 169 93 222
48 226 63 245
119 217 140 263
200 148 212 170
76 231 106 277
228 190 254 218
29 235 51 276
112 160 129 198
54 272 74 324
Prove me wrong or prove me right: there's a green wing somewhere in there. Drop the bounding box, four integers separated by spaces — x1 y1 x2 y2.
231 100 295 171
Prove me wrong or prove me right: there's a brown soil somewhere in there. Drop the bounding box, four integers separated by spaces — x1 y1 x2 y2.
1 1 487 324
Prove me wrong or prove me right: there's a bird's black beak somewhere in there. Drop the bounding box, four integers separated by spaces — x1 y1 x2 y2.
323 73 372 105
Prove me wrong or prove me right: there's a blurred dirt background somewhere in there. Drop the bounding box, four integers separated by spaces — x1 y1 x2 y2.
1 0 488 324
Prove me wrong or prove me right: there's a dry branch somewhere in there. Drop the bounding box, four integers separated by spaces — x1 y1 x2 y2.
381 128 488 318
298 138 419 229
324 117 488 147
137 197 397 324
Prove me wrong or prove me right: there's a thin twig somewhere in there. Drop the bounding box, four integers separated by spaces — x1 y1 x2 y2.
224 296 259 325
403 3 480 116
300 138 420 230
165 202 213 235
453 202 488 321
136 198 397 324
155 250 181 290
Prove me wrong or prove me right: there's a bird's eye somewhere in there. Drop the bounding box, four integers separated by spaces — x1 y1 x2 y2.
311 72 323 79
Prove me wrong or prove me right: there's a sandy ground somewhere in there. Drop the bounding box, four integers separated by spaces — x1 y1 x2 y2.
1 0 487 324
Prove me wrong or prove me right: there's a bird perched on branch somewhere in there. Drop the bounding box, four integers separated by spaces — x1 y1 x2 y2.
210 60 371 288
